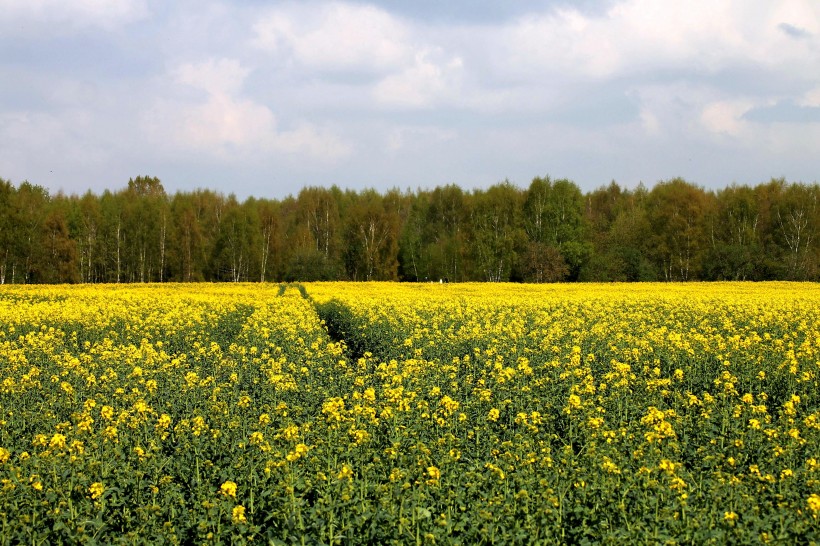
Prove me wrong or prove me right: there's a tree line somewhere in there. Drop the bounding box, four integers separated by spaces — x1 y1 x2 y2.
1 175 818 284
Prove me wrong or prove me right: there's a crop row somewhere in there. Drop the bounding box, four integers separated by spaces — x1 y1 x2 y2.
0 282 818 544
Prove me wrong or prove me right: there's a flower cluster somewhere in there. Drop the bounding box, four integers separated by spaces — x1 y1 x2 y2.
0 281 818 543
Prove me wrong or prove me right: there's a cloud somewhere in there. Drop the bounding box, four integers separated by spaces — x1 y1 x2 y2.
252 2 411 74
799 87 820 107
494 0 820 79
0 0 148 33
386 125 457 153
4 0 820 198
373 50 464 108
142 58 352 163
0 109 109 188
701 99 755 136
743 100 820 124
172 58 250 96
779 22 811 39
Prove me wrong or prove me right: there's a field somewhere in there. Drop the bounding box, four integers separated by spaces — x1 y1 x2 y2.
0 282 818 544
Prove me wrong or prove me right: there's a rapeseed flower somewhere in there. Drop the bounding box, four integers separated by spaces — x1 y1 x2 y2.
220 481 237 499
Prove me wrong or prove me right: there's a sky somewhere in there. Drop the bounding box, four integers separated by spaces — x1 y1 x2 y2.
1 0 819 200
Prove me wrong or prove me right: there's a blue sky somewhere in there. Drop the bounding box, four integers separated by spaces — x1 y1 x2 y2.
1 0 819 199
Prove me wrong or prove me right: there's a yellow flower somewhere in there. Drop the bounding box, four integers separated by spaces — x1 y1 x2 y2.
724 511 738 523
49 433 67 450
487 408 500 422
426 466 441 485
337 464 354 481
601 457 620 475
808 494 820 516
100 406 114 420
89 482 105 499
156 414 172 429
220 480 238 499
282 424 299 440
232 505 247 524
286 443 310 462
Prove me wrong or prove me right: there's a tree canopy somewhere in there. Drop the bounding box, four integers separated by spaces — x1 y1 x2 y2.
1 175 818 283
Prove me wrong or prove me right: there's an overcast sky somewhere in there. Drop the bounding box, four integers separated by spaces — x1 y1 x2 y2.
1 0 819 200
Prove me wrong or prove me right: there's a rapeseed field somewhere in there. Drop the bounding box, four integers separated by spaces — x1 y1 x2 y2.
0 282 818 544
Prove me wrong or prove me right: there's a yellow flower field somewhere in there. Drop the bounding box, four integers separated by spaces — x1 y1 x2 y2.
0 282 818 544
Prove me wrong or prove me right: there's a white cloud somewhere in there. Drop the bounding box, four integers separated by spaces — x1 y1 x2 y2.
700 99 755 136
496 0 820 80
252 2 475 110
639 108 661 136
252 2 411 73
0 0 148 32
4 0 820 197
0 109 108 186
173 58 250 96
142 58 351 163
799 87 820 107
373 50 464 108
386 125 457 153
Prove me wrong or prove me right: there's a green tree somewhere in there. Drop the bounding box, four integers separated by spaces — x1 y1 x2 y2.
422 185 469 282
398 191 430 281
254 198 283 282
521 177 587 281
68 190 105 282
646 178 710 281
120 176 168 282
344 189 400 280
15 181 50 283
0 178 18 283
581 183 656 281
469 181 525 282
41 199 80 283
773 181 819 280
211 195 254 282
703 184 761 280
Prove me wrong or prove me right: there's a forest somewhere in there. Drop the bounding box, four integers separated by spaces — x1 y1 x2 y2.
0 175 818 284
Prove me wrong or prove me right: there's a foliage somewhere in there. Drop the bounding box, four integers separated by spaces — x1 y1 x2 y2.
1 176 820 283
2 282 819 543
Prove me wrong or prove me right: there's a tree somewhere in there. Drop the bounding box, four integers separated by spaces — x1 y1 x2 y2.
469 181 525 282
703 184 761 280
581 183 656 281
646 178 710 281
519 242 569 283
773 181 819 280
344 189 400 281
42 202 80 283
15 182 50 283
422 185 469 282
68 190 104 282
398 191 430 281
211 195 254 282
169 192 206 282
121 176 168 282
254 198 283 282
0 178 18 283
521 176 586 281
